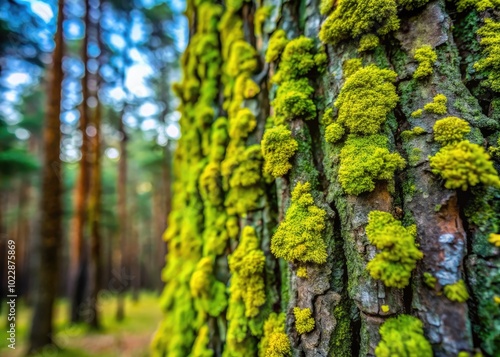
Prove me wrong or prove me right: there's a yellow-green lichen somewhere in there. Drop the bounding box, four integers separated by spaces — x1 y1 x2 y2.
424 94 447 115
325 122 345 143
475 19 500 92
488 233 500 247
319 0 400 46
272 79 316 125
254 6 272 37
433 116 471 145
375 315 432 357
413 45 437 79
190 257 227 316
366 211 423 288
191 325 214 357
423 272 437 289
335 65 398 135
411 109 423 118
430 140 500 190
401 126 426 140
358 34 379 52
443 279 470 303
271 182 328 264
339 135 406 195
297 265 308 278
265 30 288 63
261 125 298 177
259 313 291 357
456 0 500 11
273 37 320 84
342 58 363 78
293 307 315 335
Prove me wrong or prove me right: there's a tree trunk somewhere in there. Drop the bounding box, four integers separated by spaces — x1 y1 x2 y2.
152 1 500 357
69 0 91 324
27 0 64 353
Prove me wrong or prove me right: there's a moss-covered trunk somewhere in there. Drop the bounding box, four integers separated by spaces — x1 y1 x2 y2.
152 1 500 356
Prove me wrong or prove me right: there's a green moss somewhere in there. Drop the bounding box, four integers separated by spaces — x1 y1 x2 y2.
375 315 432 357
443 280 470 303
259 313 291 357
335 65 398 135
265 30 288 63
254 6 272 37
321 107 335 126
191 325 213 357
273 79 316 125
342 58 363 78
338 135 406 195
293 307 315 335
358 34 379 52
423 272 437 289
430 140 500 190
271 182 327 264
413 45 437 79
423 94 447 115
227 40 258 78
273 37 319 84
401 126 426 141
475 18 500 92
261 125 298 177
456 0 500 11
325 122 345 143
320 0 336 14
433 116 471 145
365 211 423 288
411 109 423 118
319 0 400 46
199 163 223 206
229 108 257 141
190 257 227 316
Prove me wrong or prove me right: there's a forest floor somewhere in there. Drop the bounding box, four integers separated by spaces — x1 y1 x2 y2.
1 292 162 357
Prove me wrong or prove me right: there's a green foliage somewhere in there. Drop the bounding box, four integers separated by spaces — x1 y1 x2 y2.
339 135 406 195
423 94 447 115
271 182 328 264
366 211 423 288
475 18 500 92
335 65 398 135
293 307 315 335
265 30 288 63
433 116 471 145
375 315 432 357
443 280 470 303
319 0 399 46
413 45 437 79
259 313 291 357
358 34 379 52
325 122 345 143
261 125 298 177
430 140 500 190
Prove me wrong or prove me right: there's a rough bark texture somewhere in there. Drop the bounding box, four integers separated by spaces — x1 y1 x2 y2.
152 1 500 356
28 0 64 352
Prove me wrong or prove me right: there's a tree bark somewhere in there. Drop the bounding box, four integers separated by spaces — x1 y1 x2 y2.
27 0 64 353
153 1 500 356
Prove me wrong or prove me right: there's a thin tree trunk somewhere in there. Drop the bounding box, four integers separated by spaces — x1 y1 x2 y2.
27 0 64 352
116 112 127 321
69 0 91 324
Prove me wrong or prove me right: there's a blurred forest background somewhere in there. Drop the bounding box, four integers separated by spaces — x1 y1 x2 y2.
0 0 185 355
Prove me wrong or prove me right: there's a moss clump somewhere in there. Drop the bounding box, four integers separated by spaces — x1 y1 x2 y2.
293 307 315 335
358 34 379 52
271 182 327 264
227 40 258 77
413 45 437 79
266 29 288 63
342 58 363 78
273 37 321 83
424 94 447 115
191 325 213 357
366 211 423 288
273 79 316 125
254 6 272 37
456 0 500 11
261 126 298 177
190 257 227 316
433 117 471 145
319 0 400 46
296 266 308 278
475 19 500 92
335 65 398 135
228 226 266 318
443 279 470 303
430 140 500 190
325 122 345 143
339 135 406 195
375 315 432 357
401 126 426 141
423 272 437 289
411 109 423 118
259 313 291 357
488 233 500 247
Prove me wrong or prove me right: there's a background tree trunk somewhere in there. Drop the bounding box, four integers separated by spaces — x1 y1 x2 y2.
28 0 64 352
152 1 500 356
